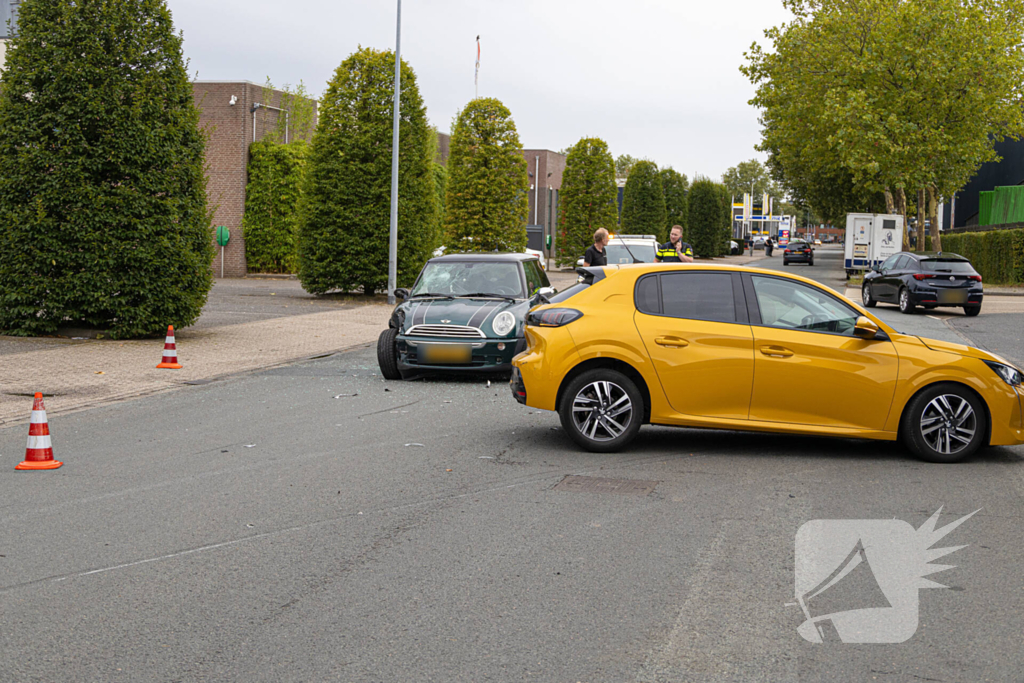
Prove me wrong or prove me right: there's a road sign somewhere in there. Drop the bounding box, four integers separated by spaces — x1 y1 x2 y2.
216 226 230 247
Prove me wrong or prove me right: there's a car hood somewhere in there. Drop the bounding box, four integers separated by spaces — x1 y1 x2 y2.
916 336 1009 364
399 297 521 332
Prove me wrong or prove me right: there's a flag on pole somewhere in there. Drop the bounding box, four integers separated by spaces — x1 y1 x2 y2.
475 35 480 98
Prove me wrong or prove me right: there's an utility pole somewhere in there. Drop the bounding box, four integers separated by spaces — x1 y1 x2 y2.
387 0 402 305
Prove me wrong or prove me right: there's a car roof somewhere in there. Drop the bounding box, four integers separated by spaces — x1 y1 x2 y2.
901 251 968 261
427 253 535 263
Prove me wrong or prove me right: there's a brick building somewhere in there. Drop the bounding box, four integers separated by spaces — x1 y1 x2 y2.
521 150 567 263
193 81 317 277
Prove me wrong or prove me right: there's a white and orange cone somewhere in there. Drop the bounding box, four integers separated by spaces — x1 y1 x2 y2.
16 393 62 470
156 325 183 369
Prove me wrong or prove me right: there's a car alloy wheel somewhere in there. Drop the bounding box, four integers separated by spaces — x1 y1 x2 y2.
559 368 644 452
862 283 876 308
572 380 632 442
899 287 915 314
902 383 987 463
920 394 977 457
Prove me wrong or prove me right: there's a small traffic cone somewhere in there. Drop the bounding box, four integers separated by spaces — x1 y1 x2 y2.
156 325 183 369
16 393 62 470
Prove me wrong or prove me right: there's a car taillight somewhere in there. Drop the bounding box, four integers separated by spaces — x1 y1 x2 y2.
913 273 935 280
969 275 982 282
784 249 792 254
526 308 583 327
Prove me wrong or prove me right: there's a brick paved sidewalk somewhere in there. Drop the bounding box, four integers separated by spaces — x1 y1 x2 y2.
0 304 392 427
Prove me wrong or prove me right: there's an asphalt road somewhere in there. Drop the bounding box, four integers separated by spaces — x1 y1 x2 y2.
1 254 1022 681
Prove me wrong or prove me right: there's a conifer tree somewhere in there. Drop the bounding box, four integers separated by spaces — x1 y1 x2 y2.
557 137 618 267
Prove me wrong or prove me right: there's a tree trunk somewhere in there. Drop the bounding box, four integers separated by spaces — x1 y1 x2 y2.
884 188 895 214
895 188 911 250
917 188 926 252
927 185 942 253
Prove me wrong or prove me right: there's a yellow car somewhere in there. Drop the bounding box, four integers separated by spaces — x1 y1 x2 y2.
510 264 1024 462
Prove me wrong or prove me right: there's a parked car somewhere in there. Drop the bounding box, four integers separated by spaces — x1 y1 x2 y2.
576 234 660 267
814 239 822 246
511 263 1024 462
783 240 814 266
861 251 983 316
378 253 554 379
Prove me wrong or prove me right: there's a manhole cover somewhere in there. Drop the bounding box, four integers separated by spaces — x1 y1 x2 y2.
553 475 658 496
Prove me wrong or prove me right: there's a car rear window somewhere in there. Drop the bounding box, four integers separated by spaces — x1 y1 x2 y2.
789 242 808 248
547 283 588 304
920 260 976 273
658 272 737 323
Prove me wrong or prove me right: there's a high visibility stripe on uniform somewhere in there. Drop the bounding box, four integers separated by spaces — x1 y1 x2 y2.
27 434 52 450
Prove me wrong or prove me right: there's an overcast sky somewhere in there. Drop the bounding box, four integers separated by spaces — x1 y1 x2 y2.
171 0 793 181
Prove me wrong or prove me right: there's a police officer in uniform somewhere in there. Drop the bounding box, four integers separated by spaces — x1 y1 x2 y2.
656 225 694 263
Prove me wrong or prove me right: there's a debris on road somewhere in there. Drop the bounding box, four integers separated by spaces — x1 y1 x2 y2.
333 393 358 398
405 443 425 447
244 444 256 448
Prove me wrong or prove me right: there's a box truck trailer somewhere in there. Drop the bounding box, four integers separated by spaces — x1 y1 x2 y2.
844 213 904 278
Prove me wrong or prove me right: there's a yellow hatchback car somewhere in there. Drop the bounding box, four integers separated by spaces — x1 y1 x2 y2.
510 264 1024 462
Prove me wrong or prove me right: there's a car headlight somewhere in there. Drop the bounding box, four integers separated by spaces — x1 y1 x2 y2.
984 360 1023 386
492 311 516 337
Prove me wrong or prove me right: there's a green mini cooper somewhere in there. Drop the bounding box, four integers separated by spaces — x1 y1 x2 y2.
377 253 554 380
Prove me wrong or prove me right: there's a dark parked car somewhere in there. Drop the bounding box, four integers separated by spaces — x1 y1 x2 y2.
377 253 554 380
862 251 983 316
782 240 814 266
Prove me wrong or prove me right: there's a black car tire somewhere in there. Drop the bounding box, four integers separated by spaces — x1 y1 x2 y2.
808 259 814 266
964 305 981 317
377 327 402 380
901 382 987 463
862 283 877 308
898 287 916 314
558 369 643 453
783 259 789 266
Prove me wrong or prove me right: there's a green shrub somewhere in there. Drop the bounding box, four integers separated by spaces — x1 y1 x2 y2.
942 228 1024 284
243 140 308 273
0 0 213 338
445 98 529 252
432 163 447 250
621 160 667 238
298 48 435 295
557 137 618 267
660 169 689 241
716 183 733 257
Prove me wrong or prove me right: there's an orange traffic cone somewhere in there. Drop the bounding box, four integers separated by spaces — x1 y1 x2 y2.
156 325 183 369
16 393 62 470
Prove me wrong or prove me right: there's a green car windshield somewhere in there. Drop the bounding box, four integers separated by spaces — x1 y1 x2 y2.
411 262 526 299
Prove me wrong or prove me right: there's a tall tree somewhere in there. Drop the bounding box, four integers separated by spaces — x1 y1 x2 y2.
744 0 1024 248
621 160 667 238
721 159 779 201
557 137 618 267
0 0 213 338
298 48 435 295
660 168 689 240
615 154 639 182
444 98 529 252
688 177 725 258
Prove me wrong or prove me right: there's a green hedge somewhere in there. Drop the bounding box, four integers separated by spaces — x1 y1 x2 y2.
243 140 308 273
941 229 1024 285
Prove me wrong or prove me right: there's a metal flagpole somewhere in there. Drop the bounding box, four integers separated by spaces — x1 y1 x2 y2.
387 0 402 305
475 36 480 99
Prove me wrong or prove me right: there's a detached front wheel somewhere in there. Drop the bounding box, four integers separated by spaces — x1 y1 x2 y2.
559 369 643 453
377 328 402 380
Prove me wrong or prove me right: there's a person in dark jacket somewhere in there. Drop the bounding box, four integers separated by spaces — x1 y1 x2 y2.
583 228 609 267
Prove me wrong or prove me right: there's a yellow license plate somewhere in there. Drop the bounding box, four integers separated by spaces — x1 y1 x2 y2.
420 343 472 365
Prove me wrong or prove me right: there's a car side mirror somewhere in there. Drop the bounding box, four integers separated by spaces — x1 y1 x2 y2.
576 258 585 267
853 315 880 339
532 286 556 304
394 288 410 301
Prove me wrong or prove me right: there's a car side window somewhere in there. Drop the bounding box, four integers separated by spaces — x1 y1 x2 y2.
894 255 912 271
659 272 737 323
635 275 661 314
880 254 900 272
523 260 547 295
751 276 860 336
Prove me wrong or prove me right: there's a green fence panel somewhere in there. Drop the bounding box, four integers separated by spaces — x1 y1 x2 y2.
979 190 995 226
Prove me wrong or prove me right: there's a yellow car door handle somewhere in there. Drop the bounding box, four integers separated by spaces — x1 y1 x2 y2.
760 346 793 358
655 337 689 348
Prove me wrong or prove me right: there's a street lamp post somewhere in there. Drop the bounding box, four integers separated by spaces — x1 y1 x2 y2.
387 0 402 305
